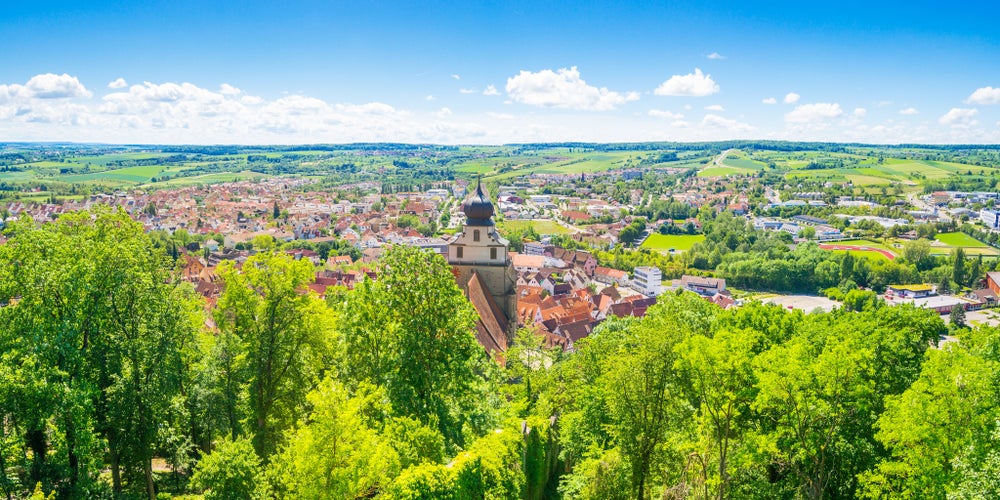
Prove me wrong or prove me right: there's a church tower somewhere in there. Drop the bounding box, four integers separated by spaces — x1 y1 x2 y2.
449 179 518 354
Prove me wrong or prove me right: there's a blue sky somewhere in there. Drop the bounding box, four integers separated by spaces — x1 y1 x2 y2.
1 0 998 144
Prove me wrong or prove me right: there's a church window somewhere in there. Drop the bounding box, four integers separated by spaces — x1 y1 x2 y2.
491 247 497 260
456 247 463 258
474 229 480 242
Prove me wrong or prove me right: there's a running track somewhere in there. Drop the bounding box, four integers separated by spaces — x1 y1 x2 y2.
818 244 896 260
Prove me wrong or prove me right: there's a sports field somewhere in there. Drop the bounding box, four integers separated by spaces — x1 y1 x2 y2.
819 245 894 261
641 233 705 253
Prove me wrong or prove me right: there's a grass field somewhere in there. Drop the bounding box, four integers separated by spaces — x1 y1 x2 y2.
500 219 571 235
641 233 705 253
61 165 170 184
828 248 892 262
935 232 988 248
147 171 269 187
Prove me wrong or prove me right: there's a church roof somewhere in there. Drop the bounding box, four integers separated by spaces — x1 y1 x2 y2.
462 178 495 226
467 271 509 354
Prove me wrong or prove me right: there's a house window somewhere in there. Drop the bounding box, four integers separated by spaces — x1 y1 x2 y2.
456 247 463 258
473 230 480 242
490 247 497 260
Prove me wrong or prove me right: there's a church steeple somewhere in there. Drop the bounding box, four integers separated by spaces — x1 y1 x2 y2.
449 176 518 354
462 177 494 226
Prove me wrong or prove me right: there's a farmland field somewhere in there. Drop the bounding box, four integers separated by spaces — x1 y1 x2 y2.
61 165 173 184
641 233 705 253
148 171 270 187
698 166 752 177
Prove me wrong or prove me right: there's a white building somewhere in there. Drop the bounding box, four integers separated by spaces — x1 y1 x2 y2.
524 241 546 256
632 266 663 297
981 208 1000 230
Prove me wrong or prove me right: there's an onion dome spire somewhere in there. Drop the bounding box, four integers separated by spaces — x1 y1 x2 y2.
462 176 495 226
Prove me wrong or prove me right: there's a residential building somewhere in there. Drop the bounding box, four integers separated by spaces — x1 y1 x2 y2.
632 266 663 296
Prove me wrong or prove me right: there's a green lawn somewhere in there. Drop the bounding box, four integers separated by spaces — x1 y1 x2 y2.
935 232 989 248
500 219 571 235
829 249 891 262
641 233 705 253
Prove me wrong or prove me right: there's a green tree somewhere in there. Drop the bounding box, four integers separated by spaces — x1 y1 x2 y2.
336 245 493 449
951 304 967 328
952 247 967 289
191 437 262 500
215 251 337 459
0 208 200 498
619 225 639 244
901 239 932 268
753 331 875 500
860 344 999 498
676 327 762 499
266 381 401 498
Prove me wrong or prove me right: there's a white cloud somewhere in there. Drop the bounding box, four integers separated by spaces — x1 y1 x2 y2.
967 87 1000 105
335 102 399 115
4 73 999 145
435 107 452 118
648 109 684 119
451 74 461 80
783 92 800 104
425 94 435 101
219 83 241 95
900 107 919 115
707 52 726 60
505 66 639 111
459 88 476 94
6 73 93 99
482 84 500 96
762 97 777 104
701 114 755 133
107 78 127 89
854 107 867 118
785 103 843 123
705 104 725 111
654 68 719 97
939 107 979 127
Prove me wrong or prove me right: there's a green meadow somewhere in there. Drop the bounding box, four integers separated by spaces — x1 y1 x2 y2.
641 233 706 252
